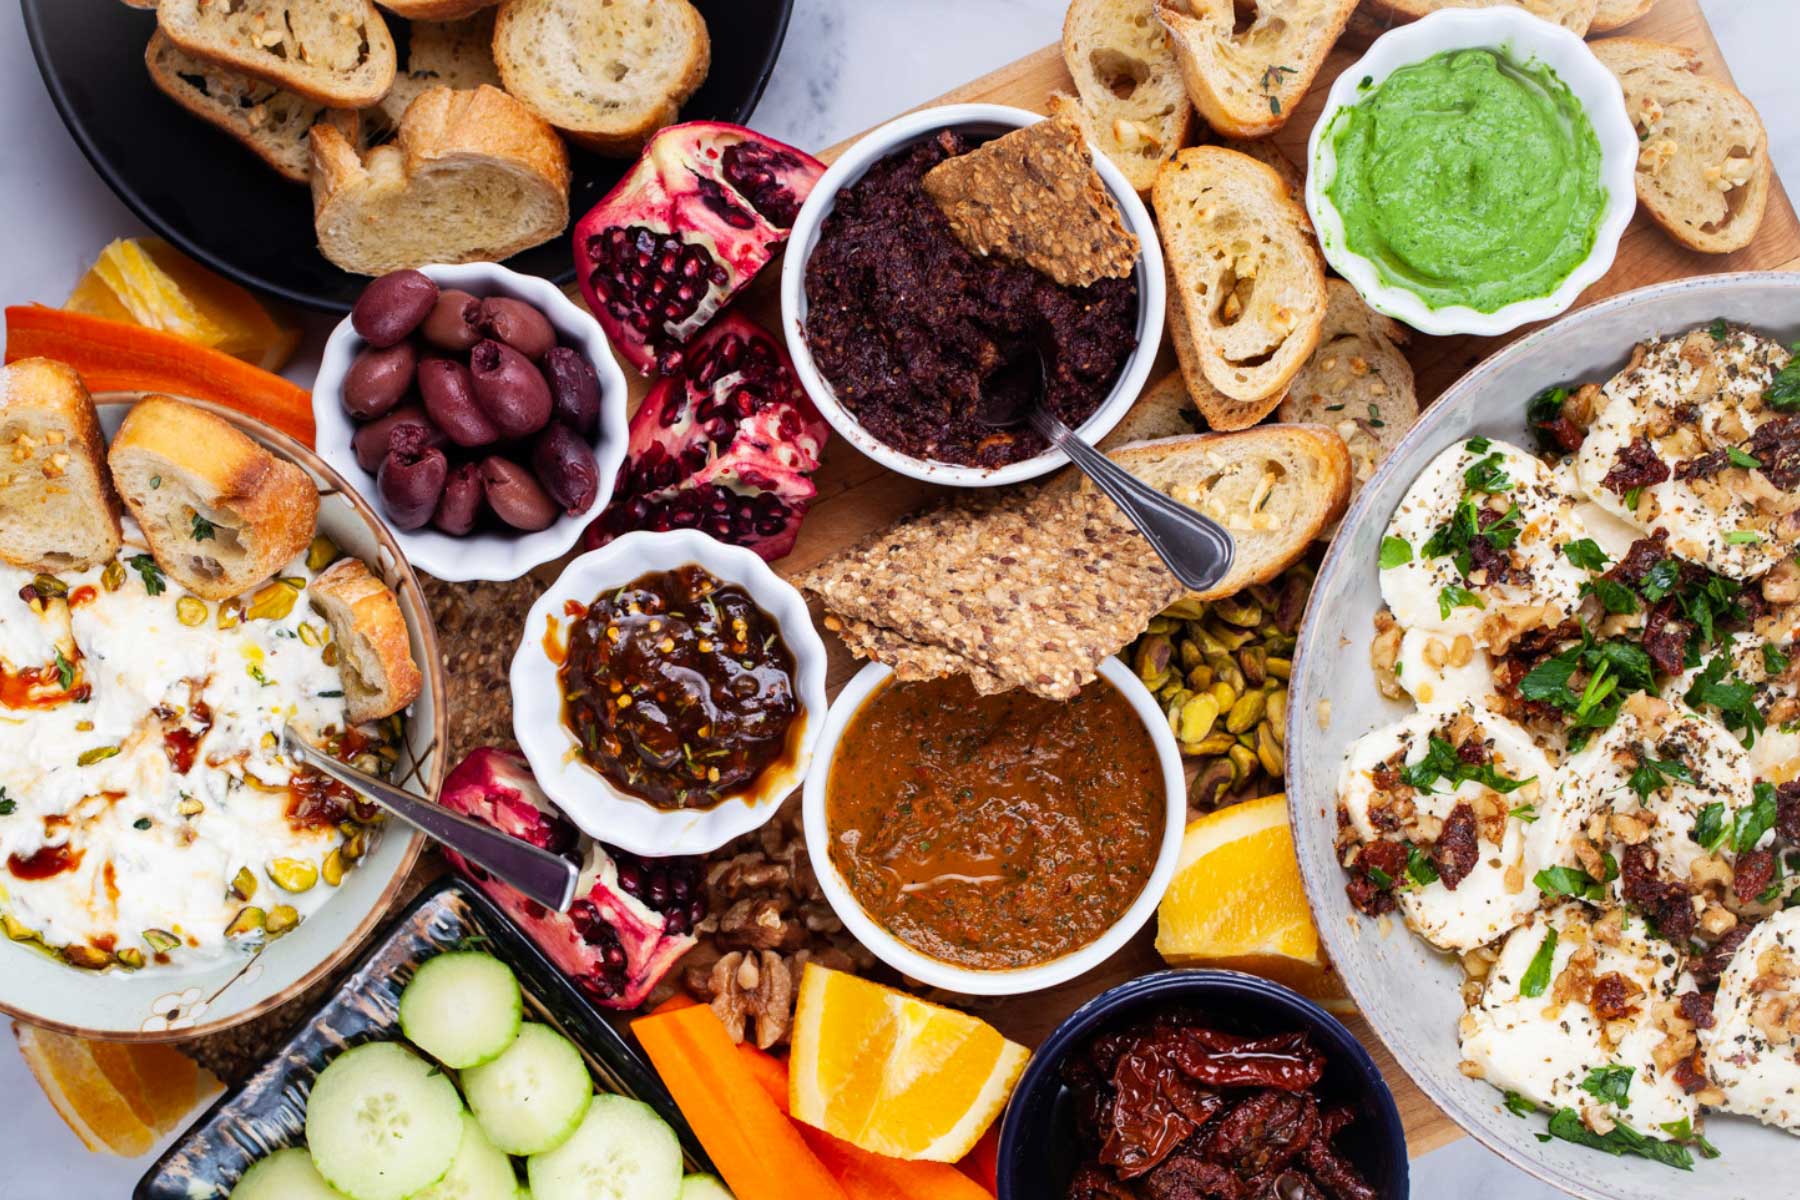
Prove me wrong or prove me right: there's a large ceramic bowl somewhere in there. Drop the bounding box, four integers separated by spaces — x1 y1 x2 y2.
1286 272 1800 1199
0 397 441 1042
780 103 1166 488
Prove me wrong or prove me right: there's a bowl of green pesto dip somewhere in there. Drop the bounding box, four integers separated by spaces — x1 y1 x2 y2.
1307 7 1638 337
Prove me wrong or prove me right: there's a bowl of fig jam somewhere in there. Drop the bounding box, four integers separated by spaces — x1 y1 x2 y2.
510 529 828 857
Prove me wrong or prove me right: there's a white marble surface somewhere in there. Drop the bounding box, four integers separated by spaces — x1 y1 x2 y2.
0 1 1796 1195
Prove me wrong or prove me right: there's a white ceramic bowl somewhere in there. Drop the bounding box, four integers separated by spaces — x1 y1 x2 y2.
510 530 829 857
802 658 1186 996
1305 7 1638 337
313 262 630 583
779 103 1165 488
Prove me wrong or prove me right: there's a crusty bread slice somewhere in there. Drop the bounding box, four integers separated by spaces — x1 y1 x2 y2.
107 395 318 601
309 557 423 722
1083 424 1351 600
156 0 397 108
1046 0 1193 195
0 359 123 573
1278 280 1418 513
1219 138 1302 201
378 0 497 18
1359 0 1597 34
310 85 571 275
371 12 503 139
1155 146 1326 418
1099 372 1206 453
1591 0 1655 32
1153 0 1358 139
1591 38 1770 255
493 0 709 155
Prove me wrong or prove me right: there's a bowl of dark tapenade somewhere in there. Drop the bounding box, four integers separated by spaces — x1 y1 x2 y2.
780 104 1165 487
510 529 829 857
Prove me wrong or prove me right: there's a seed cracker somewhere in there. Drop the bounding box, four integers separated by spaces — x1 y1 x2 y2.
826 613 1011 694
422 574 543 761
921 113 1140 289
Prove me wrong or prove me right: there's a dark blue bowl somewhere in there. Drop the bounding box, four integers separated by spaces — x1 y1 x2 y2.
998 969 1409 1199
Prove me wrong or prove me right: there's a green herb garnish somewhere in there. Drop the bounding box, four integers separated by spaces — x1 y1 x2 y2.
191 514 216 542
1628 756 1695 801
53 648 74 691
1399 735 1535 796
1562 539 1609 572
128 555 165 597
1580 1065 1634 1106
1379 536 1413 569
1438 584 1484 620
1544 1109 1693 1170
1520 929 1558 998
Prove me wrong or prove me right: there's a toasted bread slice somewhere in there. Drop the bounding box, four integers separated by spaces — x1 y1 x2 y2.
1592 0 1655 31
492 0 709 155
1153 0 1357 139
0 359 123 573
371 12 503 139
1083 424 1351 600
309 557 423 722
378 0 497 18
1099 372 1206 453
1046 0 1193 195
1278 280 1419 514
1591 38 1770 255
156 0 397 108
1359 0 1597 34
1219 138 1303 201
107 396 318 601
1155 146 1326 418
311 85 571 276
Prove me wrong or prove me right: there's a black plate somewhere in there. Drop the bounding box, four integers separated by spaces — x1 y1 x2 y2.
23 0 794 313
135 876 712 1198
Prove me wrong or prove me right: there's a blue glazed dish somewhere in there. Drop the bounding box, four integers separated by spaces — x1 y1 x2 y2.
997 969 1408 1199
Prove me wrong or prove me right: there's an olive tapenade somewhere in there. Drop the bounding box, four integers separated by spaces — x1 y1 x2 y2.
559 565 799 811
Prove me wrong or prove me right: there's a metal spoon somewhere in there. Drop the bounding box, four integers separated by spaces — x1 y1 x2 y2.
979 349 1236 593
283 729 578 913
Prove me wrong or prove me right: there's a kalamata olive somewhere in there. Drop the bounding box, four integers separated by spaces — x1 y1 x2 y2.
353 405 442 474
531 422 599 515
432 462 486 536
470 340 552 439
420 289 484 353
351 269 439 348
378 425 448 530
419 357 500 447
479 297 557 360
341 341 417 420
543 346 601 437
480 456 559 531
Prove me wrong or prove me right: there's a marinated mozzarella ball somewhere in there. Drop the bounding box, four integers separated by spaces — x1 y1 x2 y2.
1397 627 1497 711
1701 907 1800 1132
1380 438 1587 641
1461 902 1701 1138
1340 706 1555 950
1665 604 1800 785
1574 328 1798 581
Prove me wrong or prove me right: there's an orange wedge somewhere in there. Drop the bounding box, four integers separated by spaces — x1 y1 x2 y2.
788 963 1029 1163
14 1024 221 1154
1154 794 1352 1013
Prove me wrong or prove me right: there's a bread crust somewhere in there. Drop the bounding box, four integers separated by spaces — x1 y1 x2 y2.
377 0 498 18
1358 0 1598 35
156 0 398 108
1590 0 1655 32
1049 0 1194 194
0 358 124 573
309 557 423 722
1154 0 1357 139
144 31 339 184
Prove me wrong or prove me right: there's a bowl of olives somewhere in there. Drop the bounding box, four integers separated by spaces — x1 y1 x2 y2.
313 263 630 582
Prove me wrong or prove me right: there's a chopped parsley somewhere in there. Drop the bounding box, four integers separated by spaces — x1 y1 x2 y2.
149 475 161 490
132 817 151 831
1543 1109 1693 1170
1421 494 1521 579
1367 403 1385 428
128 554 166 597
1438 584 1484 620
1583 577 1641 615
1519 928 1558 998
1734 782 1779 855
1379 535 1413 569
1693 802 1729 853
1504 1091 1538 1118
1725 530 1766 545
1765 643 1791 676
0 788 13 817
1657 1118 1721 1160
247 664 275 688
1727 446 1763 470
53 648 74 691
1399 735 1536 795
1517 631 1656 747
1509 803 1539 822
1628 756 1695 801
1624 485 1644 511
1638 559 1682 603
1260 63 1297 114
1466 436 1492 454
1405 844 1440 887
1366 865 1394 888
1684 655 1765 746
191 514 216 542
1580 1064 1634 1106
1562 538 1609 572
1534 858 1615 902
1463 452 1512 494
1527 385 1571 454
1708 318 1730 342
1766 344 1800 412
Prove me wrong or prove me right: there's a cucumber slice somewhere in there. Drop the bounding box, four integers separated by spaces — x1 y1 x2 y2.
230 1147 348 1200
680 1174 734 1200
526 1094 682 1200
462 1023 593 1155
304 1042 464 1200
400 951 523 1069
416 1111 521 1200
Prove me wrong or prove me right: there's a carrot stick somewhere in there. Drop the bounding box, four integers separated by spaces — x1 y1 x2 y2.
4 306 315 445
633 1005 849 1200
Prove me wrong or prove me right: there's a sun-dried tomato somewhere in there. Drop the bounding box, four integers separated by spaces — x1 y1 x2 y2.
1693 924 1752 985
1678 988 1716 1031
1344 874 1395 917
1456 738 1488 766
1734 847 1775 904
1671 1049 1709 1095
1601 438 1671 496
1747 415 1800 490
1642 601 1692 677
1100 1042 1224 1179
1171 1030 1326 1093
1201 1091 1320 1177
1777 781 1800 844
1432 803 1480 891
1301 1138 1380 1200
1142 1149 1246 1200
1589 972 1638 1020
1069 1165 1141 1200
1619 843 1696 944
1539 414 1586 454
1674 449 1730 482
1606 532 1671 590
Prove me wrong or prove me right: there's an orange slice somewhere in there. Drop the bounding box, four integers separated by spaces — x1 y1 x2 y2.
1154 794 1352 1013
788 963 1029 1163
13 1024 157 1156
130 1042 221 1132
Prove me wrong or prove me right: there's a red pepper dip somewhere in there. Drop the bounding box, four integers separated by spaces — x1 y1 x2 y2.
802 130 1139 468
824 673 1163 970
559 565 799 811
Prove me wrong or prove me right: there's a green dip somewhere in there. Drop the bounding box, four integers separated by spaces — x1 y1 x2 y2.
1324 48 1605 314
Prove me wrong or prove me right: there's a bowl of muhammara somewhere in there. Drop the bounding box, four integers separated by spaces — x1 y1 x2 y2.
780 103 1164 488
1305 7 1637 338
509 529 828 858
801 656 1185 995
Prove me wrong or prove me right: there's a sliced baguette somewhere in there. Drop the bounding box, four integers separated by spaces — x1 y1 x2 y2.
1277 280 1419 512
377 0 497 18
156 0 397 108
308 557 423 722
371 12 503 139
310 84 571 276
107 395 318 601
1082 424 1351 600
1591 38 1769 255
1153 0 1358 139
1359 0 1597 34
1591 0 1656 32
1046 0 1193 195
493 0 710 155
0 359 123 573
1155 146 1326 418
1219 138 1302 201
1099 371 1206 453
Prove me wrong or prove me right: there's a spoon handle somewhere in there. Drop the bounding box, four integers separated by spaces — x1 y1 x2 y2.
1032 409 1236 593
284 732 579 913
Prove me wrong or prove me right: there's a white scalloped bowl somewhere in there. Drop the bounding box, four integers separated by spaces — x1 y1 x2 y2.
1305 7 1639 337
509 530 829 857
312 262 630 584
